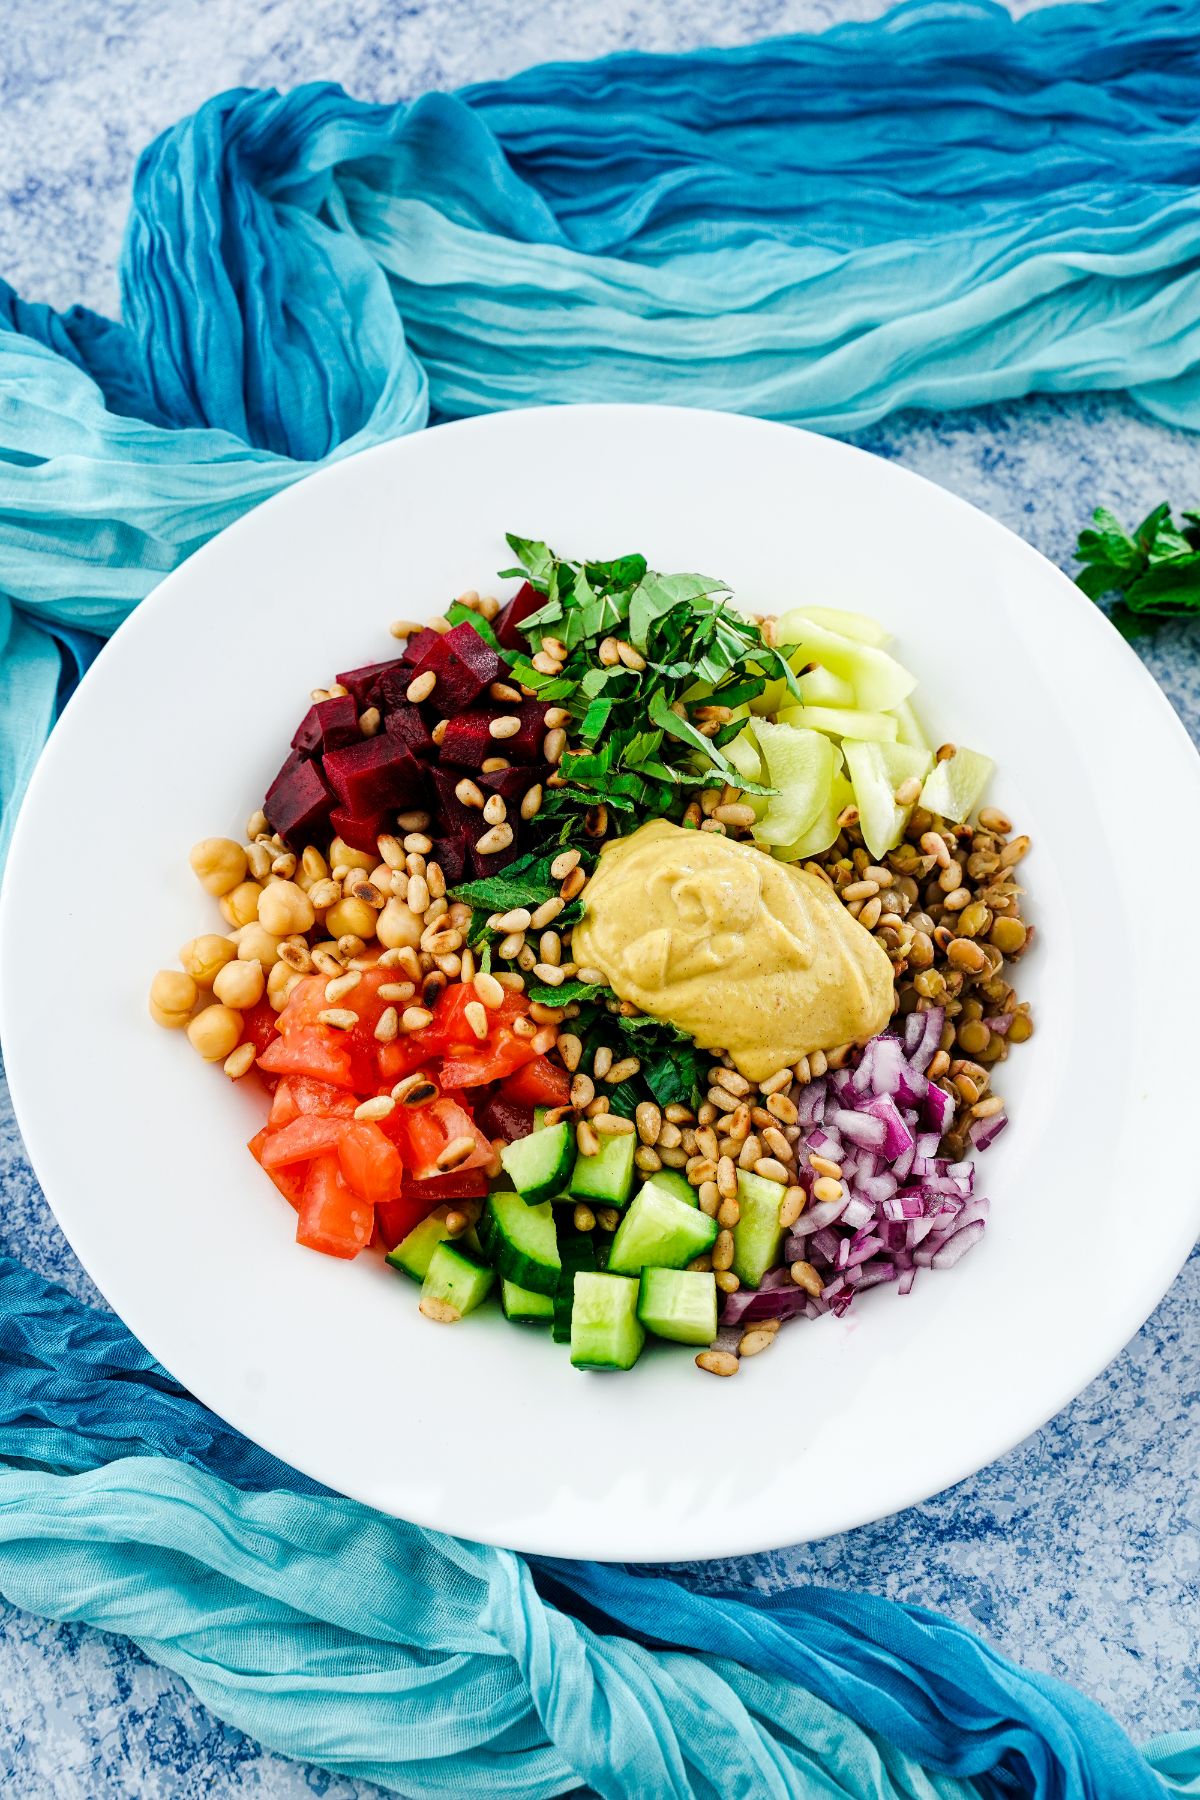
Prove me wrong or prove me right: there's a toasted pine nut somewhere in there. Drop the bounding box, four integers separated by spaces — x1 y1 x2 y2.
318 1008 358 1030
354 1095 396 1121
605 1056 640 1084
464 1001 489 1040
576 1118 599 1158
593 1113 634 1135
476 823 514 856
324 970 362 1003
436 1134 477 1171
473 971 505 1009
223 1042 257 1079
520 784 544 820
696 1350 739 1377
489 715 521 740
401 1006 433 1032
551 849 581 880
779 1185 807 1228
790 1261 823 1296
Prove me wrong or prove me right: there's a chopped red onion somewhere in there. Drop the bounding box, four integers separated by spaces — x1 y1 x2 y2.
713 1003 1008 1345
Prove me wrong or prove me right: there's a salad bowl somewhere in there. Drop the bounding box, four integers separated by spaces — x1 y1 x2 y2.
3 404 1198 1561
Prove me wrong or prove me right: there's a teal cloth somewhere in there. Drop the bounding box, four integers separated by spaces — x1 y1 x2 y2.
5 0 1200 851
2 1 1200 1791
0 1254 1196 1799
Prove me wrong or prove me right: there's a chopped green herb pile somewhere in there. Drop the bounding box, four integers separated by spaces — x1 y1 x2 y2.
499 534 785 827
1075 502 1200 632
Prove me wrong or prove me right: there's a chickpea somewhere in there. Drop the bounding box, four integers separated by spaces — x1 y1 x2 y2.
267 960 301 1011
148 968 198 1029
329 835 376 874
325 895 378 941
179 934 237 989
375 896 424 950
234 922 284 967
188 837 248 897
219 880 263 929
213 958 265 1009
257 879 315 937
186 1003 243 1061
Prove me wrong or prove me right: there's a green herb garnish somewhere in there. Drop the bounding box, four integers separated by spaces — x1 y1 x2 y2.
501 534 778 836
1075 502 1200 633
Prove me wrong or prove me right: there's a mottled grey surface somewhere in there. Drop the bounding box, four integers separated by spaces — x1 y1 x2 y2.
1 0 1198 1793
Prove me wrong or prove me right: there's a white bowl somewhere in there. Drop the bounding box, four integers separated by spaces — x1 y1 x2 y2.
4 405 1198 1562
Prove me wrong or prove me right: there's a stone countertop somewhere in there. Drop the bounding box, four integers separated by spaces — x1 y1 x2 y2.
1 0 1198 1792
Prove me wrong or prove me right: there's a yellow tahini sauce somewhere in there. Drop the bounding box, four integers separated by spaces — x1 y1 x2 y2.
571 820 894 1083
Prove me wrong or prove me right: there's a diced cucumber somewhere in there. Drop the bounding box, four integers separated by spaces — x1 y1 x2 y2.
478 1189 561 1296
637 1268 718 1345
843 739 933 860
777 704 899 743
774 611 916 713
607 1179 718 1276
642 1169 698 1209
752 721 836 848
787 604 892 648
570 1272 646 1370
501 1278 555 1323
731 1171 786 1289
918 746 994 824
385 1207 453 1282
797 664 856 708
889 696 930 751
570 1130 636 1206
774 771 853 863
552 1217 598 1342
419 1241 494 1323
499 1120 574 1205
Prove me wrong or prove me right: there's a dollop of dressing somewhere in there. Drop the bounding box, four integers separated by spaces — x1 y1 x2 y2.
571 820 895 1083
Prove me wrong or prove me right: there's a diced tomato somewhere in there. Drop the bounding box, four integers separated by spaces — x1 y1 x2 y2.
375 1034 437 1087
240 997 281 1059
439 1030 537 1088
296 1153 372 1258
286 1076 359 1118
337 1121 403 1205
248 1129 307 1210
501 1055 572 1109
261 1113 349 1168
267 1081 302 1131
258 1027 355 1087
391 1096 492 1179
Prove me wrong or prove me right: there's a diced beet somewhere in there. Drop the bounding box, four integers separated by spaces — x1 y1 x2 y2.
440 704 547 769
291 693 360 755
494 581 545 652
400 628 440 668
428 835 469 885
438 712 495 771
323 735 427 815
334 657 407 708
410 622 503 713
478 764 545 800
265 753 333 848
381 700 434 759
431 767 480 835
476 1091 535 1142
507 701 549 765
329 806 390 856
470 838 520 879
